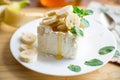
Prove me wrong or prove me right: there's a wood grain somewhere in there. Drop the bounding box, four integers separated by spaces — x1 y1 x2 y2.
0 6 120 80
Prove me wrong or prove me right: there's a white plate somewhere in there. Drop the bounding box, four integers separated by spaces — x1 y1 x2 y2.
10 18 117 76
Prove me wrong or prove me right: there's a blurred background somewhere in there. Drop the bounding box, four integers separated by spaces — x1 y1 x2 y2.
4 0 120 8
0 0 120 32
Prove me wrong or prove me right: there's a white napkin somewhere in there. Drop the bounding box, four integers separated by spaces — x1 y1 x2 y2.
87 1 120 64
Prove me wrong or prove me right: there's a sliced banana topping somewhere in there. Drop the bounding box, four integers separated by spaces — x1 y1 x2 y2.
57 24 67 32
66 13 80 29
20 32 36 45
45 10 56 16
41 15 57 25
40 6 82 33
19 50 37 63
56 5 73 17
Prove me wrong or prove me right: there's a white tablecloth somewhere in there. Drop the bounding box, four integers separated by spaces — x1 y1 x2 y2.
87 1 120 64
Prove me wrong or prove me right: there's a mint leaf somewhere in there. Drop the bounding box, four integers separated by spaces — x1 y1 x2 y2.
113 50 120 58
84 58 103 66
85 9 94 15
99 46 115 55
73 6 81 13
68 64 81 72
82 9 93 16
70 26 84 36
73 6 82 17
80 18 90 28
73 6 93 17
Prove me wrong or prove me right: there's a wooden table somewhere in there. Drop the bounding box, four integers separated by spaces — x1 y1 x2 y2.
0 1 120 80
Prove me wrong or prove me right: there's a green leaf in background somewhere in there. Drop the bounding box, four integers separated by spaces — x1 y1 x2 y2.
73 6 93 17
113 50 120 58
68 64 81 72
99 46 115 55
116 22 120 26
84 58 103 66
80 18 90 28
99 7 109 13
114 11 120 16
85 9 94 15
70 26 84 36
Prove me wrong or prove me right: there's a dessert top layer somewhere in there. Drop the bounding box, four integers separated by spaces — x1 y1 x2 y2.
39 5 93 37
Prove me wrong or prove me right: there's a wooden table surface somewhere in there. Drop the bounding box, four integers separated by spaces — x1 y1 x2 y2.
0 0 120 80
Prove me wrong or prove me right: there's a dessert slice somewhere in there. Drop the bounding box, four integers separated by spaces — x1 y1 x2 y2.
38 25 81 59
37 6 93 59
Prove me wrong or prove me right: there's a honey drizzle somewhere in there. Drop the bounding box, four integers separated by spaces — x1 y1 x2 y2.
56 32 63 59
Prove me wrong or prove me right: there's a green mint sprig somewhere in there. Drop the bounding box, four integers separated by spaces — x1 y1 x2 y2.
68 64 81 72
73 6 93 17
70 26 84 36
80 18 90 28
73 6 93 28
99 46 115 55
84 58 103 66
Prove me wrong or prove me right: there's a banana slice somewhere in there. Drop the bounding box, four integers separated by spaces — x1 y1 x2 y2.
19 50 37 63
19 44 35 52
65 13 80 29
21 32 36 45
57 24 67 32
45 10 56 17
56 5 73 17
41 15 57 25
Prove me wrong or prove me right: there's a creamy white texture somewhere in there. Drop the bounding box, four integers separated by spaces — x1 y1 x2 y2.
37 25 81 59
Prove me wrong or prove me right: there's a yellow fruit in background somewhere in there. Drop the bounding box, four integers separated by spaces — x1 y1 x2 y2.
0 0 11 5
0 22 17 32
3 0 31 27
0 0 43 32
3 8 42 27
0 5 6 22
